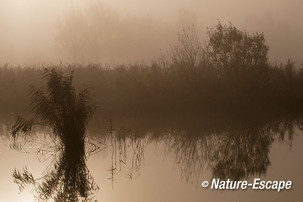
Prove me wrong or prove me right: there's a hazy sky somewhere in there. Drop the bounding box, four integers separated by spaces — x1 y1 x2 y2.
0 0 302 64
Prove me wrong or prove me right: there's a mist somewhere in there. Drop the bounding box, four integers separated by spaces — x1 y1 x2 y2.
0 0 302 65
1 1 303 201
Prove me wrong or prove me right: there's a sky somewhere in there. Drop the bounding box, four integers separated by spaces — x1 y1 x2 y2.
0 0 302 64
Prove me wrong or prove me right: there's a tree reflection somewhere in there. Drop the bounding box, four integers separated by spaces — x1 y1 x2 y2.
206 128 272 180
153 116 299 182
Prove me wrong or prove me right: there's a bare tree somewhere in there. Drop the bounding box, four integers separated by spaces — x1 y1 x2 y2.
169 25 204 68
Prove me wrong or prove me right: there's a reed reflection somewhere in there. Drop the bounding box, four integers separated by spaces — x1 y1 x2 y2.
12 138 99 201
104 117 146 188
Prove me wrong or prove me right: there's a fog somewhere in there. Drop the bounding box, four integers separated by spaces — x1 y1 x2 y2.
0 0 302 65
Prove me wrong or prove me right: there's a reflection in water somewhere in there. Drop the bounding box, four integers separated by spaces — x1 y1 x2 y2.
88 114 299 185
161 118 297 183
106 117 146 188
2 67 301 201
163 128 272 182
207 129 272 181
10 69 99 201
7 115 301 200
7 101 302 201
11 134 100 201
10 125 147 201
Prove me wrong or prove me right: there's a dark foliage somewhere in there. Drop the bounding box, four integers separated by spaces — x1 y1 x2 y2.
11 69 98 201
1 23 303 121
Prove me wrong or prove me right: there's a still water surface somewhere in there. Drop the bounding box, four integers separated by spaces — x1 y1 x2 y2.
0 117 302 202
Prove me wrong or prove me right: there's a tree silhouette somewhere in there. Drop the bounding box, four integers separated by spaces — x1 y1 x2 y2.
205 22 269 70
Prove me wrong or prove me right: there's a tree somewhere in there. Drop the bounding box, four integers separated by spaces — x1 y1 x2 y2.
205 22 269 70
169 25 204 68
55 9 89 62
55 2 121 62
55 2 172 64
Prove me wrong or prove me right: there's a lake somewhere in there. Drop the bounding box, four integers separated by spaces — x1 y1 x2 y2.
0 115 302 202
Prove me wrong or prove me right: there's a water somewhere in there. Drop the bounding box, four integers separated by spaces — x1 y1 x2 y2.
0 117 302 202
